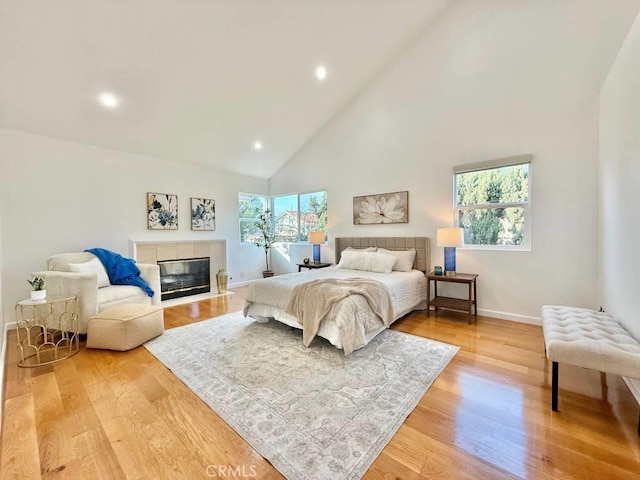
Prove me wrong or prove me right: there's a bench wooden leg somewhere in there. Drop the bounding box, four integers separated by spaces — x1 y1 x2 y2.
637 411 640 437
552 361 559 411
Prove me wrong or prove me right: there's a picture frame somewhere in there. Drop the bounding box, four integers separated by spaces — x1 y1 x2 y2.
147 192 178 230
191 197 216 231
353 190 408 225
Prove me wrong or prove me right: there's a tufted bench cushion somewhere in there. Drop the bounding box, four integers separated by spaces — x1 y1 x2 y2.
542 305 640 434
542 305 640 377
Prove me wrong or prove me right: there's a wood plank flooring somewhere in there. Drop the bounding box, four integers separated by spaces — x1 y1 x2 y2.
2 287 640 479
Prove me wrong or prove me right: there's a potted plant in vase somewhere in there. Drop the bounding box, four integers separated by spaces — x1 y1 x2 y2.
255 208 275 278
27 276 46 301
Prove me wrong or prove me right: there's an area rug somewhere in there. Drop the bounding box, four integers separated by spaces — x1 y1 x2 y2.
144 311 459 480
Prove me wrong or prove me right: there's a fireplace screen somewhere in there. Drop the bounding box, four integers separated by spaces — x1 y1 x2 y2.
158 257 210 300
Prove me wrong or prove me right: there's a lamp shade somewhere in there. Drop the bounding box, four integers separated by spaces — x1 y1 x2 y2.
308 231 325 245
436 227 464 247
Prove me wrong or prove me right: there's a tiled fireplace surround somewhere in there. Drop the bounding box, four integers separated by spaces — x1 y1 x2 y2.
129 239 227 298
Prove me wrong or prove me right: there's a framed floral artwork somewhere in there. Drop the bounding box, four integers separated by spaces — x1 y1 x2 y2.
191 197 216 231
353 191 408 224
147 192 178 230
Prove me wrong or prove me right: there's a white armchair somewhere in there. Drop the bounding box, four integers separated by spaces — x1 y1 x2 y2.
33 252 161 334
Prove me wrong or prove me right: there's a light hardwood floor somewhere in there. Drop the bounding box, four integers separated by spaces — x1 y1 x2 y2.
2 287 640 479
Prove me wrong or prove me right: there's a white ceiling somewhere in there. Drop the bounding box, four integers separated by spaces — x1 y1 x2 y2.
0 0 452 179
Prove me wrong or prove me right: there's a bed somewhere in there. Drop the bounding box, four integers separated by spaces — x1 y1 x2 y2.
243 237 429 354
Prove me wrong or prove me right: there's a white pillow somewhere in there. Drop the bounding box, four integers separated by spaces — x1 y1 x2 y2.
69 257 111 288
342 246 377 253
377 248 416 272
337 250 396 274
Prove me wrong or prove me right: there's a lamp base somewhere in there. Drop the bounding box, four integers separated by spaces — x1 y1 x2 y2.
445 271 456 276
444 247 457 276
312 244 321 264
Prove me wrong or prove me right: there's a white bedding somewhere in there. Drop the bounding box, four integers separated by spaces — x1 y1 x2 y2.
243 266 427 351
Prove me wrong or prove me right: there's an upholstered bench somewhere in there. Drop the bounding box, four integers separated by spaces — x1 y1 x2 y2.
87 303 164 351
541 305 640 434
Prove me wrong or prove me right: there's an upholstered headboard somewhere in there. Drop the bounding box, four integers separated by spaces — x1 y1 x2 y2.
334 237 430 273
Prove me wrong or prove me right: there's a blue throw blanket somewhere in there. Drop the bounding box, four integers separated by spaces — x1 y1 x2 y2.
85 248 154 297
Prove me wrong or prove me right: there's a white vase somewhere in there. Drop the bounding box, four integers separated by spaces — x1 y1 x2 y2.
30 289 46 301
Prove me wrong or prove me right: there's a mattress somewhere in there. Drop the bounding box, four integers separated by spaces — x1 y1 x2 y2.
243 266 427 351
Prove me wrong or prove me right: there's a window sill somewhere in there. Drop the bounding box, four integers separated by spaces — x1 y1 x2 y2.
460 245 531 252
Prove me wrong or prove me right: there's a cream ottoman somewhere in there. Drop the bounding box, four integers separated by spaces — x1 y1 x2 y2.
87 304 164 351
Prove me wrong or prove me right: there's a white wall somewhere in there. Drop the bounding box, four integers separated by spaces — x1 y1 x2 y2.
600 12 640 340
270 0 640 322
0 205 4 345
0 128 269 325
0 204 5 429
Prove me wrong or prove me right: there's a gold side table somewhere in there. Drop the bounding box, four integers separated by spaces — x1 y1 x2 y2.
15 295 80 367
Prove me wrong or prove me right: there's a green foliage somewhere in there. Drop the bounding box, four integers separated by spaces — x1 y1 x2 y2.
240 191 327 250
239 195 267 243
255 209 275 271
27 276 45 291
299 192 327 240
456 164 528 245
308 193 327 232
272 192 328 242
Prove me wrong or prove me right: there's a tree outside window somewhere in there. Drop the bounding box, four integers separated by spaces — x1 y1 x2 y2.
239 191 327 244
455 161 530 248
300 191 327 241
239 193 268 243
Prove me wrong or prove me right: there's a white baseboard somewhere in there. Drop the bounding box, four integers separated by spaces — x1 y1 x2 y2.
477 308 541 326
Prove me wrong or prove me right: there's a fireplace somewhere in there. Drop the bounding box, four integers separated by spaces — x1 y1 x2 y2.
158 257 211 301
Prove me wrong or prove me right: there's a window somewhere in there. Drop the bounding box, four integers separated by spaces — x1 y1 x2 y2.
454 155 531 248
239 193 268 244
273 194 299 242
273 191 327 242
299 191 327 240
239 191 327 244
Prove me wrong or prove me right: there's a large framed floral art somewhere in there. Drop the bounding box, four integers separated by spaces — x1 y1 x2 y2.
147 192 178 230
353 191 408 225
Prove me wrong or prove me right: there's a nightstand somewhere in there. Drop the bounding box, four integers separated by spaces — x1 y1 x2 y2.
426 272 478 324
297 262 332 272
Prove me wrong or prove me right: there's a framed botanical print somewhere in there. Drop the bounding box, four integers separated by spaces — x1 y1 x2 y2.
191 197 216 231
353 191 408 225
147 192 178 230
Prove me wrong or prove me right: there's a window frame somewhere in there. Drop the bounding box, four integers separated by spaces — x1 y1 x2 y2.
238 193 269 245
453 155 532 251
239 190 327 245
272 193 301 243
272 190 327 244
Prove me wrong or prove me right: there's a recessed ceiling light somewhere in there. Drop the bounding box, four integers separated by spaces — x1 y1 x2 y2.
98 92 120 108
253 141 263 151
315 65 327 81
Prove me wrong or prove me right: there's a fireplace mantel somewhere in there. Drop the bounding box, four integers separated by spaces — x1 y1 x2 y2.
129 239 227 297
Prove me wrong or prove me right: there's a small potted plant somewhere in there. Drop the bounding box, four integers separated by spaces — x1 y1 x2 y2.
27 276 46 301
255 208 275 277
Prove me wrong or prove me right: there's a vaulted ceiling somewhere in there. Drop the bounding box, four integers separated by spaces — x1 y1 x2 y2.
0 0 452 178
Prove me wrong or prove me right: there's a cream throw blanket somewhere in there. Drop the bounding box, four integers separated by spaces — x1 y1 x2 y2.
285 278 393 354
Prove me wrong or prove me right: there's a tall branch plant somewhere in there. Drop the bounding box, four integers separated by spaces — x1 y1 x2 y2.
255 209 275 272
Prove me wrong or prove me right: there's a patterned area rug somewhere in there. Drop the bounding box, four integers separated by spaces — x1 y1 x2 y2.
145 311 459 480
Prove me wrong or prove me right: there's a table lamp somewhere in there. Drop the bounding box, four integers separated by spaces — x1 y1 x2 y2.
436 227 464 276
308 231 325 264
